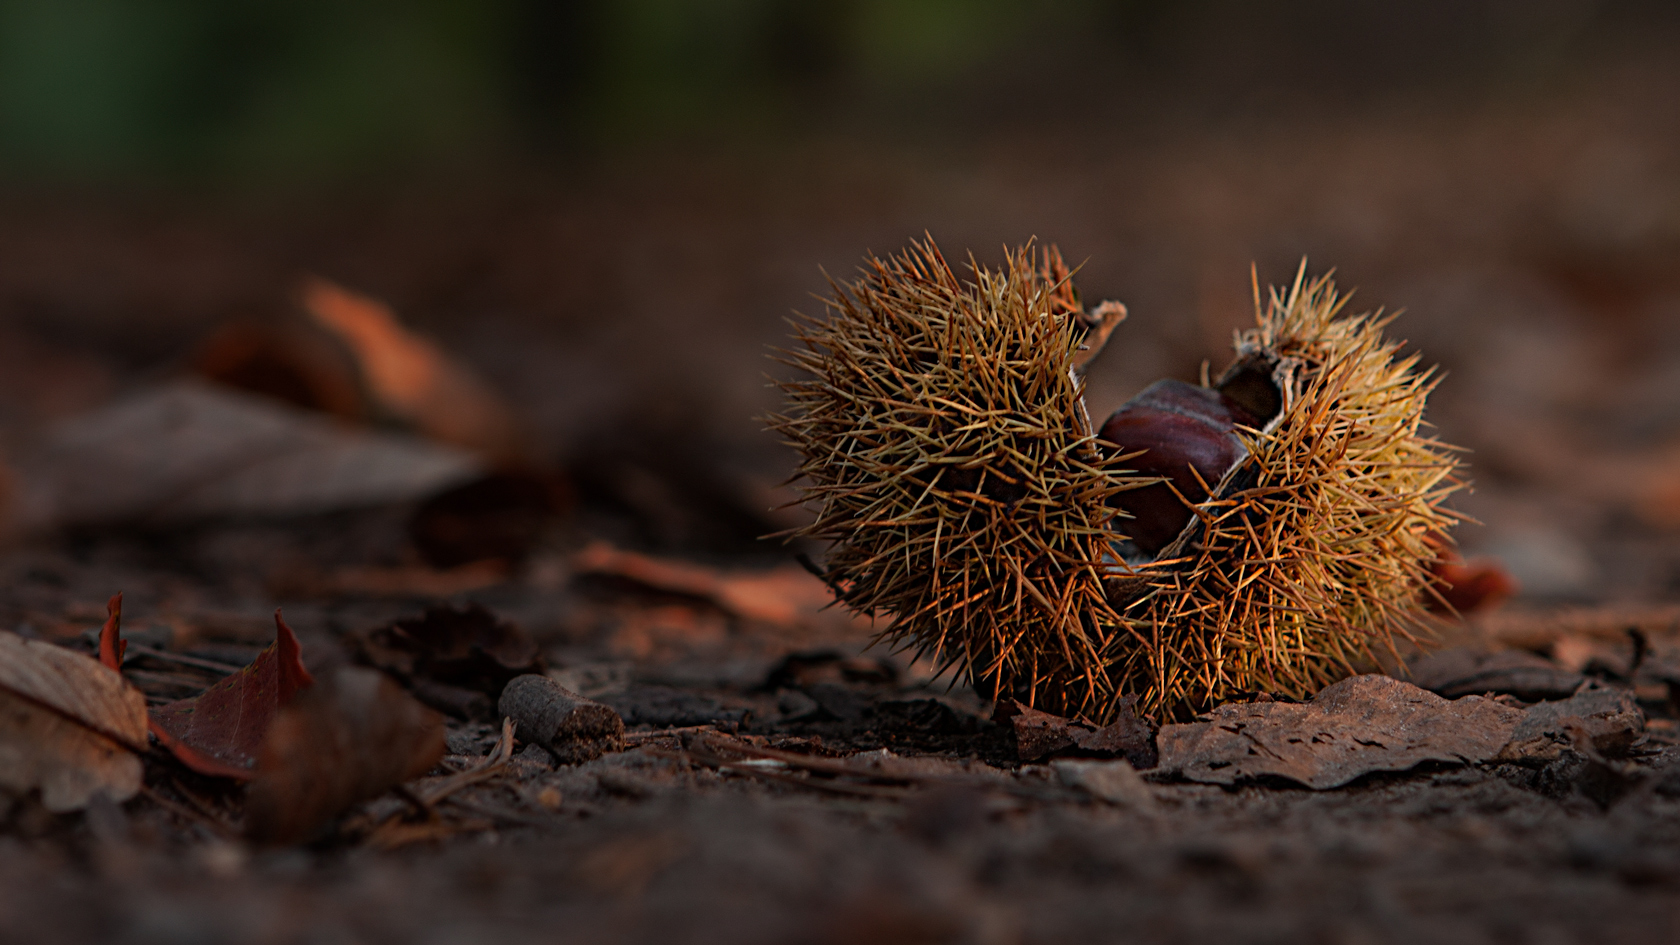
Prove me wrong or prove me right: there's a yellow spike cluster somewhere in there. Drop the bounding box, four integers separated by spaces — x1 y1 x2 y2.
1114 269 1463 719
774 243 1463 723
768 240 1151 719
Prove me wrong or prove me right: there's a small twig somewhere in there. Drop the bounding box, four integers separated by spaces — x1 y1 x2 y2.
124 643 244 675
141 784 238 840
390 784 436 821
123 668 215 693
622 725 730 744
359 718 519 848
413 717 516 807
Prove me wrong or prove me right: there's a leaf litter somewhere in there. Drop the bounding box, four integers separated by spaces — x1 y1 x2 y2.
6 209 1680 945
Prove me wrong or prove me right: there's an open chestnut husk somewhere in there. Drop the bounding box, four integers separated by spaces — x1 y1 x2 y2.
774 243 1463 722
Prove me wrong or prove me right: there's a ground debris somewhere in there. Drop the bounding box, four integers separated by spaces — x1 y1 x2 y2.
1156 675 1524 789
1001 696 1157 768
1497 684 1646 765
1050 759 1159 812
572 541 839 627
355 602 543 721
499 674 625 765
117 607 316 780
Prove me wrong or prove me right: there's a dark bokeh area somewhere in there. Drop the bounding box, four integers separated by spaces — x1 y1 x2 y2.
2 0 1680 587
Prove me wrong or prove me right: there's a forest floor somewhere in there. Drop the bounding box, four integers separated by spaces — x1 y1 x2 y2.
4 55 1680 945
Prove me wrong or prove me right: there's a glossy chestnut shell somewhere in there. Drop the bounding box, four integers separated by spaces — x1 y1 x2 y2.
1098 379 1261 555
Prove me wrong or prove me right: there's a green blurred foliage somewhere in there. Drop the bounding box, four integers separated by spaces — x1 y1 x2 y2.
0 0 1103 181
0 0 1665 184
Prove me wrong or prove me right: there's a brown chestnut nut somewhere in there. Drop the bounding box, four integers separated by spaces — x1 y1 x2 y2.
1098 380 1259 555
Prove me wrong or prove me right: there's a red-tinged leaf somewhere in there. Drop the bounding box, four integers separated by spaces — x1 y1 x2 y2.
1422 531 1518 615
110 607 317 780
1429 559 1519 614
97 592 125 671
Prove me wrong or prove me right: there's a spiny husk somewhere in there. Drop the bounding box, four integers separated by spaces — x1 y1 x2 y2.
768 239 1154 719
1112 266 1464 720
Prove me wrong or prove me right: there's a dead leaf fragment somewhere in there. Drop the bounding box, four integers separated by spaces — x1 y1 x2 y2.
193 319 367 421
1156 675 1524 789
1425 536 1518 614
1003 697 1157 768
0 691 143 813
246 666 447 845
0 630 147 751
0 631 148 812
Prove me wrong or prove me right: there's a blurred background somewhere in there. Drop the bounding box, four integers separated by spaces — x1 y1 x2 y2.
1 0 1679 604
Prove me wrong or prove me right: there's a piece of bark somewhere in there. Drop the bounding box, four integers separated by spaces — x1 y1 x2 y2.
499 675 625 765
1156 675 1524 789
245 667 446 845
1496 685 1645 766
1072 696 1158 769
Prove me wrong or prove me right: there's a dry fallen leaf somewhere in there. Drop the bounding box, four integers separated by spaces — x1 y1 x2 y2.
0 630 148 812
572 541 836 627
245 666 446 845
12 380 484 529
193 319 368 422
1156 675 1525 789
301 277 523 463
1423 531 1517 615
104 601 316 780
